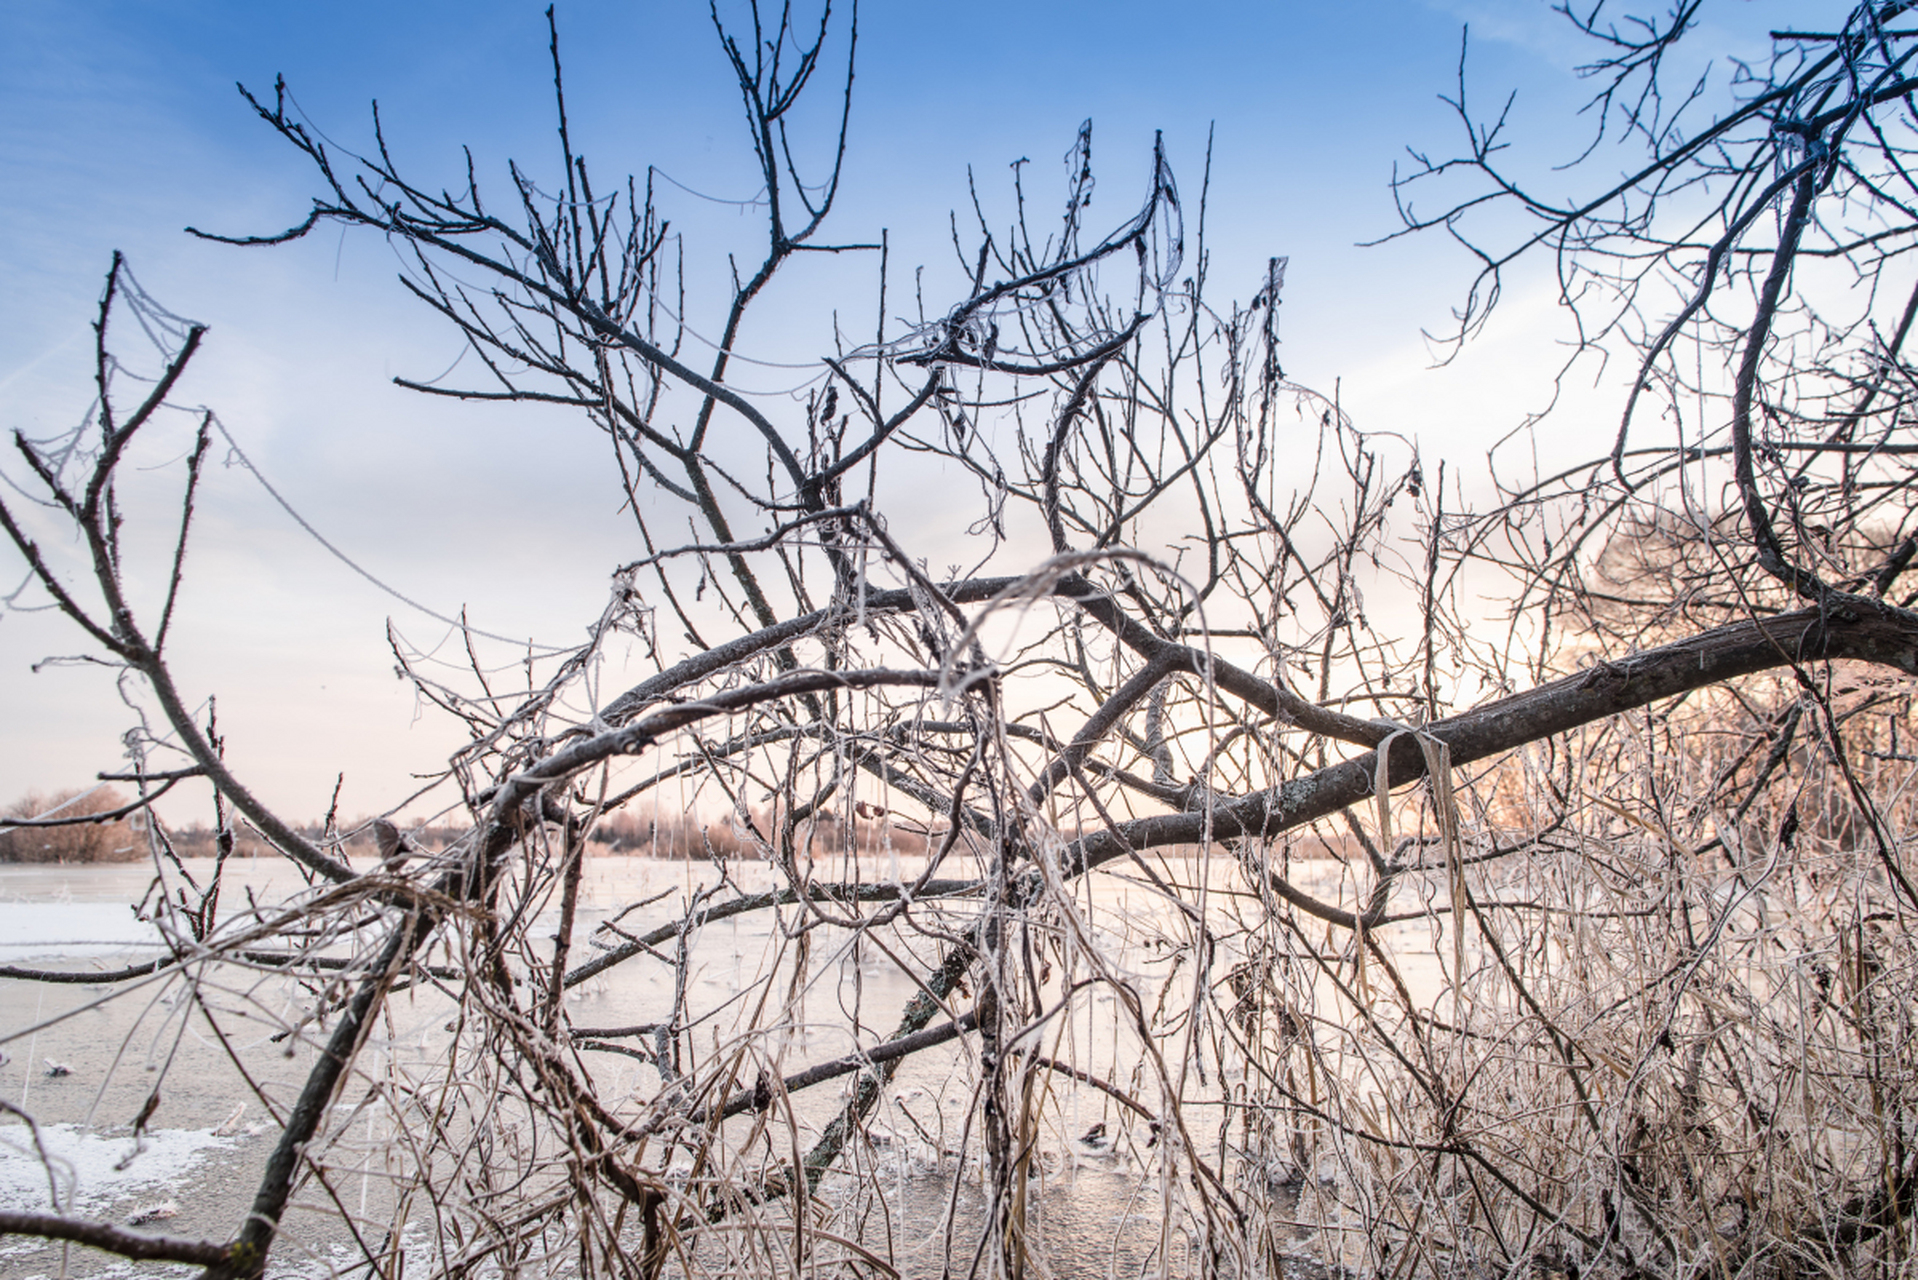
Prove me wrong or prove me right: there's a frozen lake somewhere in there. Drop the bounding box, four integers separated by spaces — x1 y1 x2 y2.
0 852 1413 1277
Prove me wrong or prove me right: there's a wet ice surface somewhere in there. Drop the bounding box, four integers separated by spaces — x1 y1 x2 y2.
0 854 1407 1277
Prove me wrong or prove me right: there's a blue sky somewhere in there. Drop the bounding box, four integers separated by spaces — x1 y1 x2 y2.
0 1 1821 819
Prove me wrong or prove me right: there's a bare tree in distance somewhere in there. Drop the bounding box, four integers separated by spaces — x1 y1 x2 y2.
5 3 1918 1277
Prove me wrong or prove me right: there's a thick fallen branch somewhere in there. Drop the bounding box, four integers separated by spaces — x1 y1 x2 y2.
0 1210 232 1267
1067 600 1918 875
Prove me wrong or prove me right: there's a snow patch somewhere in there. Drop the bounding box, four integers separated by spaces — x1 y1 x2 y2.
0 902 167 962
0 1122 235 1216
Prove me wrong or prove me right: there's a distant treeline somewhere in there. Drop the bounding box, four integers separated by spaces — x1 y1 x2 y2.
587 808 930 859
2 790 1369 866
0 788 937 865
162 808 936 863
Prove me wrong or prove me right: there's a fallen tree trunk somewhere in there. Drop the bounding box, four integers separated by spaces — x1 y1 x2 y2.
1068 597 1918 873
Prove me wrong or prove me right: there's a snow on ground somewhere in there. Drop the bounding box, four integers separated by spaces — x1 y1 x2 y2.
0 1121 234 1217
0 902 165 963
